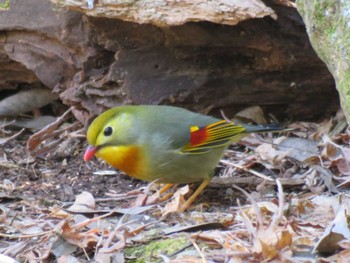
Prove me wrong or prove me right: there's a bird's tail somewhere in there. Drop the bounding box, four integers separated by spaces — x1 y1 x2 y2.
242 123 290 134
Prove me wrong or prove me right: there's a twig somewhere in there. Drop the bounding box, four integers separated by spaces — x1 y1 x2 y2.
0 229 55 239
220 109 231 122
220 159 274 181
82 247 90 261
0 119 15 129
231 184 264 228
186 234 207 263
269 179 284 231
0 161 20 169
0 128 25 145
94 196 137 203
156 243 193 263
27 107 73 155
210 176 304 188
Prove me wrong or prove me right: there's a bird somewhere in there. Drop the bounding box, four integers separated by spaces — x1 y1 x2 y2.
84 105 286 211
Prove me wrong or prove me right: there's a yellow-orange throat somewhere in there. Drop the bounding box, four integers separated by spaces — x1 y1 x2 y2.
96 145 145 178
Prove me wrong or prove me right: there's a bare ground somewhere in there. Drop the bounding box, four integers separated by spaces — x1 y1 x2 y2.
1 111 350 262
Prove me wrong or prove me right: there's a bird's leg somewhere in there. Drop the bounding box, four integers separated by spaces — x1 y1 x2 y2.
158 184 176 202
145 183 176 205
179 179 210 212
158 184 174 195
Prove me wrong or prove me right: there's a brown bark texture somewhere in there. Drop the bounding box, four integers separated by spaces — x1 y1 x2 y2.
0 0 339 122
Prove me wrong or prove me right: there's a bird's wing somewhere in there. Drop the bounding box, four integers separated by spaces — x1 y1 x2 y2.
179 120 246 154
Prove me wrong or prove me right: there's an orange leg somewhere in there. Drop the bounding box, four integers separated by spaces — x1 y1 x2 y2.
179 179 210 212
158 184 174 195
157 184 176 202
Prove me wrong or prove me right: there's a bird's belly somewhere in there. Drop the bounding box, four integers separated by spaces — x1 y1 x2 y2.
96 143 226 184
146 148 226 184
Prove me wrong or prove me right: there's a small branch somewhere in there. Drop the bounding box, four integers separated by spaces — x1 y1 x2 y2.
220 160 274 182
0 229 55 239
209 176 303 188
0 128 25 145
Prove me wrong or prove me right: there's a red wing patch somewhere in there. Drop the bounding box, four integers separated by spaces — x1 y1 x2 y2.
189 126 208 146
181 120 246 154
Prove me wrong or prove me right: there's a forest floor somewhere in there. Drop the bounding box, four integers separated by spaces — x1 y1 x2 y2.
1 108 350 262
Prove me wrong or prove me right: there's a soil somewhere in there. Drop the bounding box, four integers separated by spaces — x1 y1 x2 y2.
1 131 140 202
0 128 242 210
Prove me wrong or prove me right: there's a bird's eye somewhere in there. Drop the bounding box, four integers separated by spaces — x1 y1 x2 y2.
103 126 113 136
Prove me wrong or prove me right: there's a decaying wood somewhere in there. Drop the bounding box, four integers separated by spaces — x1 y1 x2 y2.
0 0 339 124
52 0 277 27
210 176 304 188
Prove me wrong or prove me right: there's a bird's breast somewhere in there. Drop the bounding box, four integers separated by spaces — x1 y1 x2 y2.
96 145 147 179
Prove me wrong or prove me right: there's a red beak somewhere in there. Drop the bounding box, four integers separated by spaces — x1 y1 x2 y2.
84 145 97 161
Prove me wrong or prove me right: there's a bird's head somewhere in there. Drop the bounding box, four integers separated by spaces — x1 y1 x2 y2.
84 107 134 161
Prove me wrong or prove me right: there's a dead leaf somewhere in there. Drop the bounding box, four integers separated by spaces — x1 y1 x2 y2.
276 137 319 163
323 247 350 262
57 255 80 263
51 237 78 258
133 193 148 207
332 158 350 176
333 147 350 176
234 106 268 125
163 222 225 235
111 206 155 215
338 239 350 250
312 165 338 193
276 230 293 250
322 140 339 159
288 122 320 138
234 180 295 260
195 230 227 246
23 249 51 262
17 224 44 235
314 203 350 253
161 185 190 217
293 236 314 247
260 239 279 260
14 219 44 235
59 220 99 248
67 191 96 213
317 119 335 137
255 141 286 167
